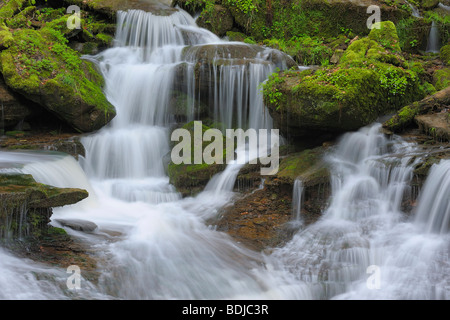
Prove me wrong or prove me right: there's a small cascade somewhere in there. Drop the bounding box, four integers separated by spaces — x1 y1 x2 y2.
292 179 304 223
414 160 450 234
438 2 450 11
268 123 447 299
405 0 421 17
426 21 441 53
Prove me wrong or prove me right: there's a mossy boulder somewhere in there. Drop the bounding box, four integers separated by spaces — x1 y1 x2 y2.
0 0 27 21
167 121 227 196
441 44 450 65
197 4 234 37
0 27 116 133
433 67 450 91
0 76 40 131
263 22 426 140
383 85 450 132
0 23 13 49
0 173 88 239
419 0 440 10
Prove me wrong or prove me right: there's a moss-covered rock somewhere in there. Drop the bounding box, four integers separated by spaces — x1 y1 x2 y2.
0 0 26 21
0 173 88 239
0 24 13 49
441 44 450 65
383 85 450 132
197 4 234 37
419 0 440 10
433 67 450 90
0 27 116 132
263 22 427 140
167 121 227 196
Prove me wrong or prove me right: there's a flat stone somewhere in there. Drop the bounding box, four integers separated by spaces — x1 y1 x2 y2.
54 219 98 232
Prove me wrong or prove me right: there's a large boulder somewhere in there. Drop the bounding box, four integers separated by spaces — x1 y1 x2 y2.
0 27 116 133
0 76 39 131
263 22 428 141
167 121 227 196
197 4 234 37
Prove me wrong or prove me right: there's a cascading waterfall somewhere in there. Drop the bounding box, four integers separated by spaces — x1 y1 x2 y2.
0 5 449 300
269 123 449 299
292 179 304 224
426 21 440 53
414 160 450 235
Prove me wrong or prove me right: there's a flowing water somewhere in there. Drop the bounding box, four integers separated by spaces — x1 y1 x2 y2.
426 21 441 53
0 6 449 300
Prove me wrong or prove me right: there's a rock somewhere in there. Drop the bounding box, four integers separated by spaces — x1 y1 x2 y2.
433 67 450 91
420 0 440 10
0 28 116 133
57 0 178 18
383 86 450 132
167 121 227 196
197 4 234 37
415 112 450 141
441 44 450 65
54 219 98 232
175 43 297 109
0 173 89 239
0 76 40 131
330 49 344 64
263 22 426 141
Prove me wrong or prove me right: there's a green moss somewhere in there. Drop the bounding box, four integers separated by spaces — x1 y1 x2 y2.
383 102 421 132
368 21 402 53
0 24 13 49
5 5 35 29
433 67 450 91
440 44 450 65
263 23 427 137
168 121 228 196
0 26 115 132
0 0 26 20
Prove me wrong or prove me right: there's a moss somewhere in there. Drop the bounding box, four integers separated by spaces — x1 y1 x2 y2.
168 121 227 196
440 44 450 65
5 5 35 29
263 24 427 138
368 21 402 53
383 102 421 132
433 67 450 91
0 0 26 20
0 27 115 132
0 24 13 49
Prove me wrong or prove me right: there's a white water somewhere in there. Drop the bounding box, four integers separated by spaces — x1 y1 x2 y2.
0 6 449 300
292 179 303 224
426 21 440 53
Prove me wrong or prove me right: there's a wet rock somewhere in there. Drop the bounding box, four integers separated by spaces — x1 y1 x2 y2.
0 173 89 239
54 219 98 232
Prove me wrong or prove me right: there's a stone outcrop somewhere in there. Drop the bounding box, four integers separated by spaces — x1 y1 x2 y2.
263 22 428 142
0 173 88 240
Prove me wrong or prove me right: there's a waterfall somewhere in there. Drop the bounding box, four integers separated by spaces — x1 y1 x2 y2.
426 21 440 53
414 160 450 234
405 0 421 18
269 123 449 299
292 179 304 223
1 4 449 301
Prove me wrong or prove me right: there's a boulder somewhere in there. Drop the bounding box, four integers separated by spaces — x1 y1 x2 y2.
0 173 88 239
263 22 426 141
0 28 116 133
197 4 234 37
383 86 450 133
